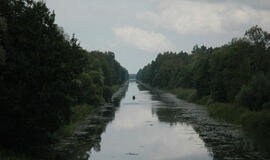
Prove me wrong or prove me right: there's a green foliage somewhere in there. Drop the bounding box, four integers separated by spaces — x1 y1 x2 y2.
0 0 128 151
70 104 95 123
103 86 113 102
137 26 270 145
262 101 270 110
196 96 212 105
170 88 197 102
137 26 270 109
207 102 270 143
245 25 270 50
0 17 7 65
208 103 249 124
137 51 192 88
0 151 28 160
235 85 254 109
235 74 270 110
55 104 95 138
240 111 270 138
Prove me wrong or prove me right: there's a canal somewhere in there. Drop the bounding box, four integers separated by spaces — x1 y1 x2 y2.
87 81 268 160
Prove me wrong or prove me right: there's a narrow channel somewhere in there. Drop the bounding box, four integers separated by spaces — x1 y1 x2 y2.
86 81 268 160
88 81 211 160
87 82 266 160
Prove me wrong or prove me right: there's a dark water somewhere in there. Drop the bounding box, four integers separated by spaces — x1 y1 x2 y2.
87 82 269 160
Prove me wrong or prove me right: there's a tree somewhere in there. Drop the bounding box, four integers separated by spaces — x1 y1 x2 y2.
235 74 270 110
245 25 270 50
0 0 128 150
137 25 270 109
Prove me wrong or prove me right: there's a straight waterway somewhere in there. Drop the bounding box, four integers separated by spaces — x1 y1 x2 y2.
87 81 268 160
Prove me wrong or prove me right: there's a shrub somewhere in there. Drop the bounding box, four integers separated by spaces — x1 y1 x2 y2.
208 103 248 123
240 111 270 138
103 86 113 102
262 101 270 110
196 96 211 105
170 88 197 102
235 74 270 110
235 85 254 109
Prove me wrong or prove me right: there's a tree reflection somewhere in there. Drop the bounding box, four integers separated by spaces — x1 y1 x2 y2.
138 83 269 160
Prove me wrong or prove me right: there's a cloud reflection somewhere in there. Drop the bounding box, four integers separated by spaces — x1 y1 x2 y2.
89 83 211 160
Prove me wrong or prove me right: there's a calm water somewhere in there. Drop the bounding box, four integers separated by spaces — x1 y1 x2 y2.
88 82 213 160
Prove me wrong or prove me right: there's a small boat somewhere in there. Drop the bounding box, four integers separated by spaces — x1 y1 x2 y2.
132 96 135 100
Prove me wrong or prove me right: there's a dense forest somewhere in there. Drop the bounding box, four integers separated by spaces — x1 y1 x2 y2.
137 26 270 139
0 0 128 151
137 26 270 109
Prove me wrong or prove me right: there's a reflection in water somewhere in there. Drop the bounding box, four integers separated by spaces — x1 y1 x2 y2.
42 84 128 160
88 82 212 160
87 82 269 160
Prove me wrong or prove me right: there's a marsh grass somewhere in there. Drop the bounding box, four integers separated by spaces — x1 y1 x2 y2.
54 104 95 138
170 88 197 102
0 151 28 160
207 103 248 124
169 87 270 146
111 85 121 93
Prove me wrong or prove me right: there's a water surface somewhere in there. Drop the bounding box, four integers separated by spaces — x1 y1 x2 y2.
88 82 212 160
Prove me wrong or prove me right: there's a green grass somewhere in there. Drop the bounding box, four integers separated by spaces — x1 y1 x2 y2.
195 96 212 105
169 87 197 102
206 102 270 148
54 85 122 138
168 87 270 147
55 104 95 138
207 102 270 151
207 103 249 124
240 110 270 137
0 151 29 160
1 85 123 159
111 85 121 93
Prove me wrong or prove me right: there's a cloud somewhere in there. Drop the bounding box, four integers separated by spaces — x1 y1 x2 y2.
113 26 174 52
137 0 270 35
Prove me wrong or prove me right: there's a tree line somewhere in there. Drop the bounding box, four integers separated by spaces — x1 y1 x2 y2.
137 26 270 111
0 0 128 150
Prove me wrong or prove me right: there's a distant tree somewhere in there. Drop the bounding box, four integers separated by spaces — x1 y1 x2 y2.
245 25 270 50
137 25 270 110
0 0 128 150
235 74 270 110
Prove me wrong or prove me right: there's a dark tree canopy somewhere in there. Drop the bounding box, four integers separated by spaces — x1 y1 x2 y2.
137 26 270 110
0 0 128 150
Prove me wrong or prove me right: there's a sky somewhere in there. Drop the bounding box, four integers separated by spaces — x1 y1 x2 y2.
45 0 270 74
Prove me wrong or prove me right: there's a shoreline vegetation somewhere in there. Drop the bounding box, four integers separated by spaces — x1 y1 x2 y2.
169 87 270 139
169 87 270 153
54 84 122 139
0 84 127 160
0 0 129 159
137 26 270 152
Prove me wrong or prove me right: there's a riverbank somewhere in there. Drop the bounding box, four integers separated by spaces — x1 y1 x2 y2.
137 81 270 153
0 82 129 160
167 86 270 151
137 81 269 159
54 84 126 139
47 82 128 159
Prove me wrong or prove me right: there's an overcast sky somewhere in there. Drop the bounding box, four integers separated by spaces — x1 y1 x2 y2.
45 0 270 73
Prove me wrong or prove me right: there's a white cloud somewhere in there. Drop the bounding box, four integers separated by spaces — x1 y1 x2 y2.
137 0 270 35
113 26 174 52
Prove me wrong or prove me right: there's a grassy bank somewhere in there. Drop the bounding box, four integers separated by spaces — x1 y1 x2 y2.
111 85 121 93
0 151 28 160
55 84 122 138
54 104 95 138
0 104 95 160
0 84 124 160
168 87 270 141
169 88 197 102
